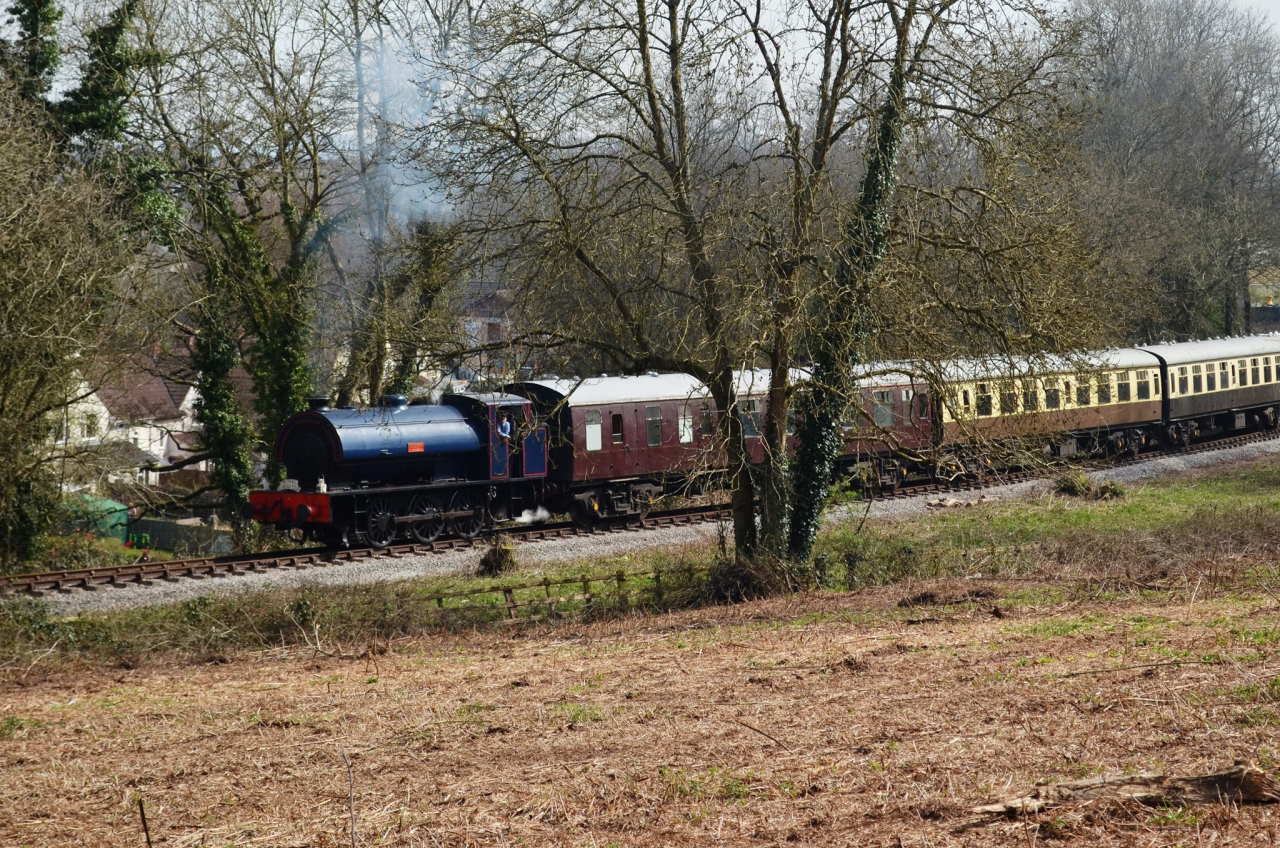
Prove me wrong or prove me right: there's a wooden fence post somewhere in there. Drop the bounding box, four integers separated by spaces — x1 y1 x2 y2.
653 568 664 606
502 587 517 619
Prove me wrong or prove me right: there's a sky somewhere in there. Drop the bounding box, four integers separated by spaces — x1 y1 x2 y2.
1235 0 1280 18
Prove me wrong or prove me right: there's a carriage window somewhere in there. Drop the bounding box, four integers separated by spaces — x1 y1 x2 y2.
584 410 603 451
678 407 694 444
1154 374 1161 395
1267 357 1274 383
740 400 761 437
1076 377 1091 406
1192 364 1202 394
961 389 972 410
977 383 993 416
1116 372 1131 402
1206 369 1216 392
1178 367 1188 395
1220 362 1230 388
1252 358 1260 385
1239 360 1249 386
1136 371 1150 400
701 405 714 437
915 393 929 418
1022 380 1039 412
1000 383 1018 414
645 406 663 446
872 391 894 428
611 413 625 444
1097 377 1111 404
1044 379 1061 410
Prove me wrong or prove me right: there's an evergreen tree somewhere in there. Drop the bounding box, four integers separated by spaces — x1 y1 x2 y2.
56 0 138 148
0 0 61 104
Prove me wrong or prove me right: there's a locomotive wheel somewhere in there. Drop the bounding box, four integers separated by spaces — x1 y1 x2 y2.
365 499 397 548
447 494 485 538
408 494 445 543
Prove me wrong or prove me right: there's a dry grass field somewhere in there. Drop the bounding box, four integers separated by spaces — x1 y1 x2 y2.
4 575 1280 846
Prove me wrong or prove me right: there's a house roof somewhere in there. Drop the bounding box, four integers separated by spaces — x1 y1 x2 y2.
98 373 192 422
170 431 203 452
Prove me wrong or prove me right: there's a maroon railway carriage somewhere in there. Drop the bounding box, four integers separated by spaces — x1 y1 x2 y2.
508 374 717 523
507 368 943 516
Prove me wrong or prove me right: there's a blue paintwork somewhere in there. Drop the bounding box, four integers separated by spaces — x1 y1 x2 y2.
522 428 548 476
319 404 483 461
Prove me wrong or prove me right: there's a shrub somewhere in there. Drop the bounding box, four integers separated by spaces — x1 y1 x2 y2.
1054 470 1093 497
476 541 517 577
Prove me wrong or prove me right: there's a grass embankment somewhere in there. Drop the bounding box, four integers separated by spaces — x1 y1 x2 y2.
4 457 1280 668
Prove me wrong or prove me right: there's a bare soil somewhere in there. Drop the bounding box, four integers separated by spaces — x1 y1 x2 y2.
3 579 1280 847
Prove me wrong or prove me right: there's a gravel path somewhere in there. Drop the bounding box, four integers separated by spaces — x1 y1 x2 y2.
38 437 1280 617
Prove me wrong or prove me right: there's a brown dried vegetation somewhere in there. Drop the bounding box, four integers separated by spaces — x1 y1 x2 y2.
3 568 1280 846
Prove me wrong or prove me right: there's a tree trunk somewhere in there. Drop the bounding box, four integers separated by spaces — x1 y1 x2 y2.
788 55 908 563
191 279 256 551
709 370 757 559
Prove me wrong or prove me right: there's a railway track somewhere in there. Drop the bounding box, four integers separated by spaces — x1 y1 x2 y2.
5 426 1278 599
0 504 733 597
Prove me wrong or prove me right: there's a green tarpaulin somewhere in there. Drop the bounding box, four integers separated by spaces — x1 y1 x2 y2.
65 495 129 542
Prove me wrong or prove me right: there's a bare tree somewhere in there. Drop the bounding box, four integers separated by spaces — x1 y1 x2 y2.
1071 0 1280 339
416 0 1103 569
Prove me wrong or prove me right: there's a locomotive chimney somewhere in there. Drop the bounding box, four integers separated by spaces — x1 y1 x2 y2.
380 394 408 408
307 396 330 411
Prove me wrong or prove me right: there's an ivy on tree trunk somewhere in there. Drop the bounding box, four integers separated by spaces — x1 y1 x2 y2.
788 68 907 564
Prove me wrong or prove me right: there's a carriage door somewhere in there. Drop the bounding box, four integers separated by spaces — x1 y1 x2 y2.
489 405 509 479
522 406 548 478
